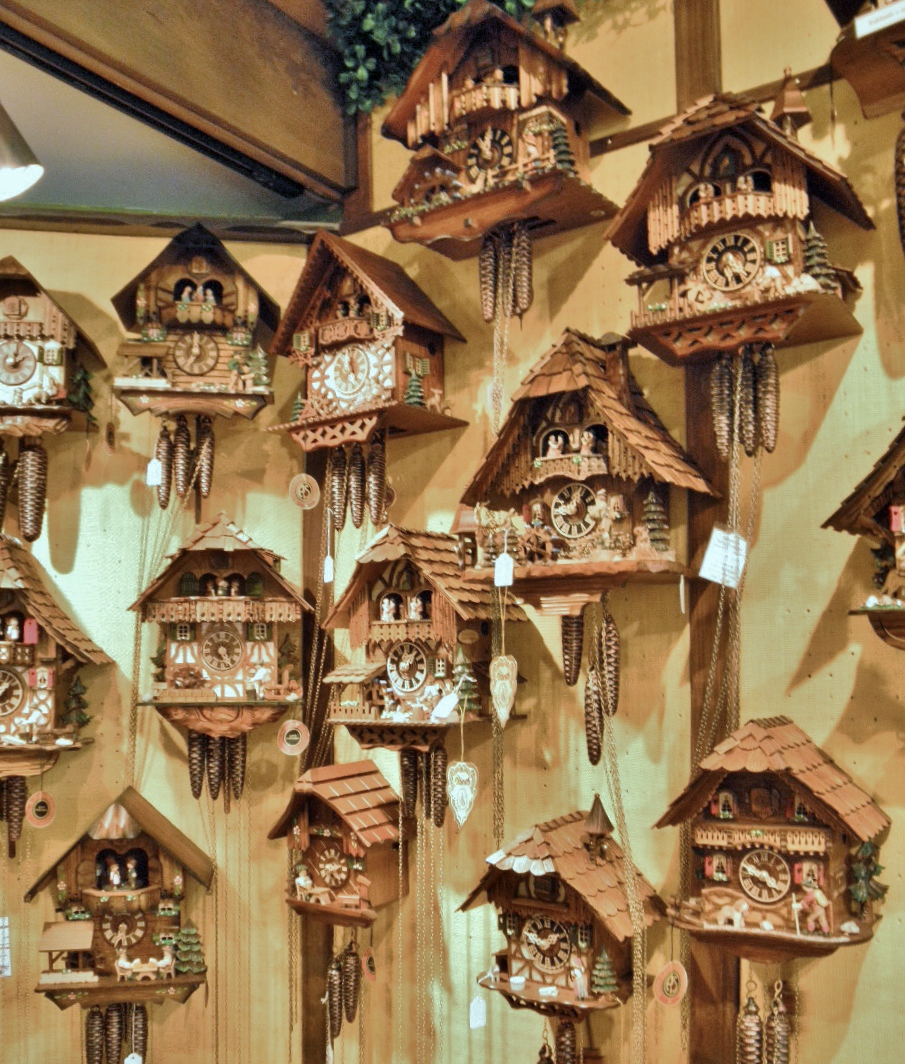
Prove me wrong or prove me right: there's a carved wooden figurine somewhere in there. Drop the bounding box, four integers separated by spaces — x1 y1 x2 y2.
453 330 714 684
459 797 661 1057
111 225 279 507
268 232 466 527
823 416 905 649
381 0 629 260
656 716 890 963
25 787 213 1064
268 760 408 928
0 257 105 541
131 513 309 805
0 534 110 856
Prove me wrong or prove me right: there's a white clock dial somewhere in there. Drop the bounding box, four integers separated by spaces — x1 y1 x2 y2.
308 340 394 410
550 482 597 539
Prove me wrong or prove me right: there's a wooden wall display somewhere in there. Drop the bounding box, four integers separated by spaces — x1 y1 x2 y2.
607 77 874 366
111 225 280 508
656 716 890 964
268 759 408 928
0 256 104 541
131 512 310 805
24 787 213 1063
380 0 630 260
459 797 662 1055
0 534 110 857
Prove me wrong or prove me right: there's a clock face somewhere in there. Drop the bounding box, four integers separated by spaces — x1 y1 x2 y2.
0 668 25 717
520 916 572 973
0 340 36 387
308 340 394 409
703 232 762 291
201 627 244 672
316 844 349 888
466 127 514 183
738 848 791 904
550 482 597 539
386 641 428 695
326 344 372 399
101 911 147 948
173 332 219 375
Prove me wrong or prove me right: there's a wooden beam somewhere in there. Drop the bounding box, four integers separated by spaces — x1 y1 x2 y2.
674 0 722 110
342 114 375 230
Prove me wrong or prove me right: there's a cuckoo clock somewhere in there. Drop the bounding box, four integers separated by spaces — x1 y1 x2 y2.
131 513 310 805
608 80 872 365
111 225 279 508
268 760 408 928
268 231 466 527
0 534 110 857
0 257 104 541
322 525 525 773
452 330 714 684
656 716 890 963
824 0 905 118
823 415 905 649
381 0 629 261
459 797 662 1059
24 787 213 1064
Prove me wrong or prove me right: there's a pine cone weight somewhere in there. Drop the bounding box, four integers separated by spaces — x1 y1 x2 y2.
230 733 246 800
710 354 732 461
0 444 10 529
736 995 764 1064
327 958 344 1041
602 609 620 717
754 344 779 453
555 1021 576 1064
740 348 757 457
18 440 48 542
342 943 361 1024
206 736 224 800
187 730 206 800
430 744 448 829
400 747 418 819
479 233 498 323
105 1003 124 1064
6 774 26 857
155 424 174 510
366 433 386 526
329 447 347 531
128 1003 148 1059
348 442 365 529
513 224 533 317
584 667 603 765
85 1007 104 1064
197 416 214 498
174 415 193 498
561 613 584 687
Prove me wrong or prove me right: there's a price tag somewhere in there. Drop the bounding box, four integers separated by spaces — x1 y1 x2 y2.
699 526 747 589
125 1055 143 1064
145 458 162 486
494 552 514 587
323 555 334 584
469 996 486 1029
0 915 11 977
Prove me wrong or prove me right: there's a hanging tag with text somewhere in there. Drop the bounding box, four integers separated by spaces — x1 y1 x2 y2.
469 996 487 1029
145 458 162 486
699 526 747 589
323 555 334 584
124 1055 143 1064
0 916 10 977
494 552 514 587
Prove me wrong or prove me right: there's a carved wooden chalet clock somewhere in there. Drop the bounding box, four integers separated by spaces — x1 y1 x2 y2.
0 257 104 541
131 513 310 806
111 225 279 508
0 534 110 857
269 760 408 928
656 716 890 963
459 797 662 1061
268 231 466 529
25 787 213 1063
381 0 629 260
452 330 715 683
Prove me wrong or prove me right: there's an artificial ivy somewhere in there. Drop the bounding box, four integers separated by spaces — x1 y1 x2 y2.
325 0 536 116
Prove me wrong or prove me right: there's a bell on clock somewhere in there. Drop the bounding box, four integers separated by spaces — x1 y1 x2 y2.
656 716 890 962
25 787 213 1059
111 225 280 508
131 513 311 807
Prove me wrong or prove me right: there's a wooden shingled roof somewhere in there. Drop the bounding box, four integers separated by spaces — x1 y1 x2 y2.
382 0 629 146
608 91 873 268
460 329 715 506
0 536 110 665
323 525 526 630
268 760 401 848
25 787 214 901
269 231 465 357
655 716 890 844
822 419 905 540
459 809 661 942
130 512 311 614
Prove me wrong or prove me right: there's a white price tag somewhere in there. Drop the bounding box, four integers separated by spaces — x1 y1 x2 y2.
323 555 334 584
0 915 10 976
699 526 747 589
125 1054 143 1064
494 552 514 587
469 996 487 1029
145 458 162 486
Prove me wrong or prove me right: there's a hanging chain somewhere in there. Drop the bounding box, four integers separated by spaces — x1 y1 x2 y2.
306 457 335 772
288 846 300 1063
396 800 404 1063
490 587 506 847
491 227 517 436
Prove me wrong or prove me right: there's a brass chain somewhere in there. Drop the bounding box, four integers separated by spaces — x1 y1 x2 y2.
288 846 300 1063
490 587 506 848
396 800 404 1062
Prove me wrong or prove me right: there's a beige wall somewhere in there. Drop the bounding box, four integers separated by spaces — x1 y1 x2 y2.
2 1 903 1062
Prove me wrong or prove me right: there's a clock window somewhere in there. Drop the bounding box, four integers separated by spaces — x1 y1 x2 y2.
178 572 198 597
175 623 194 642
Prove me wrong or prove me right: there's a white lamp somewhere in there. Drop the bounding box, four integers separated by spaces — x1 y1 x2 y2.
0 99 42 201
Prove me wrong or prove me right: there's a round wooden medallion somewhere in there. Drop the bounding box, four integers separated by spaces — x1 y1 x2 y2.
25 790 55 828
289 473 320 510
653 960 688 1007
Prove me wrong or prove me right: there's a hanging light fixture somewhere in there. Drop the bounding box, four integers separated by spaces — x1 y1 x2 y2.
0 98 42 201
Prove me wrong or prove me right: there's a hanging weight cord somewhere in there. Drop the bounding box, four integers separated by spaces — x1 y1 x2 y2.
490 585 508 849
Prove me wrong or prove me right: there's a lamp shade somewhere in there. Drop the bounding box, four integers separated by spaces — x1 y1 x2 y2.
0 99 42 201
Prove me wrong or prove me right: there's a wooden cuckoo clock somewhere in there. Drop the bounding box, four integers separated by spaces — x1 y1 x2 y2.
268 231 466 529
0 256 104 542
824 1 905 118
111 225 279 509
0 534 110 857
131 513 310 806
452 330 715 685
381 0 629 260
24 787 213 1064
656 716 890 963
459 797 661 1061
268 759 408 928
322 524 524 753
608 78 873 367
823 415 905 649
